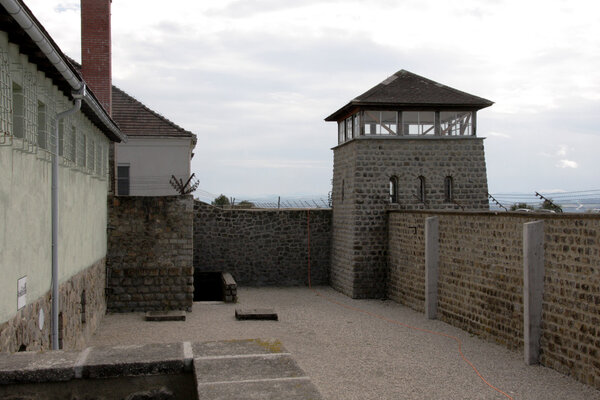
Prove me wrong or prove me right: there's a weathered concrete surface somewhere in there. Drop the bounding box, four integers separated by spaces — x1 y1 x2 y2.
235 308 278 321
145 311 187 322
0 350 79 384
523 220 544 365
425 216 439 320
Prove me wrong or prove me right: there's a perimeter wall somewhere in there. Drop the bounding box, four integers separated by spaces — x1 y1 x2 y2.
388 210 600 388
194 201 331 286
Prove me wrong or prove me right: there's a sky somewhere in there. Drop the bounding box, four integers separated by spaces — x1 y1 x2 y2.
22 0 600 202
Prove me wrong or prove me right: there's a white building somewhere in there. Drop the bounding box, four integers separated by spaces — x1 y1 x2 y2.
0 0 125 352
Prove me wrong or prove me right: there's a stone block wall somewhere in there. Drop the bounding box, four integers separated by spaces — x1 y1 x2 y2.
0 258 106 353
388 211 600 389
107 196 194 312
331 137 489 299
194 201 331 286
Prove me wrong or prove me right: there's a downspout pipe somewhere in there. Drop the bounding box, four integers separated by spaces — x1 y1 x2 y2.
51 85 86 350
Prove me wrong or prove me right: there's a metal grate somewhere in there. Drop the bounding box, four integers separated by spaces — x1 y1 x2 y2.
0 49 10 145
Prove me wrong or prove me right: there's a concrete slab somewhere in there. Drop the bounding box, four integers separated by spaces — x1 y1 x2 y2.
145 310 186 321
235 308 278 320
84 342 186 378
193 339 285 357
0 350 78 384
197 378 323 400
194 354 303 383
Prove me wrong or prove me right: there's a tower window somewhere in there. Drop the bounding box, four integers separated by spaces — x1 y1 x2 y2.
444 176 453 202
418 176 426 203
341 179 345 203
389 176 398 203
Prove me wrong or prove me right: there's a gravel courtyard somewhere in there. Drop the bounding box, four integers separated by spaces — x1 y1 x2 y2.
89 287 600 400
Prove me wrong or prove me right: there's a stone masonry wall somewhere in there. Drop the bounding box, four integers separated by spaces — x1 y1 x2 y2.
0 258 106 353
388 211 600 389
194 201 331 286
107 196 194 312
331 136 488 299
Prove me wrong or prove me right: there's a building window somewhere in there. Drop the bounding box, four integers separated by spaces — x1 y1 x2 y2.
390 176 398 203
117 164 130 195
345 115 353 141
353 113 360 138
418 176 426 203
58 120 64 156
403 111 435 135
12 82 24 138
338 121 344 144
37 101 47 149
68 126 77 163
363 110 397 135
444 176 453 202
440 111 472 136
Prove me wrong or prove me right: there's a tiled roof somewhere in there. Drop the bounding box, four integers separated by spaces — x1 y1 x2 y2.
67 58 195 144
325 70 493 121
112 86 196 143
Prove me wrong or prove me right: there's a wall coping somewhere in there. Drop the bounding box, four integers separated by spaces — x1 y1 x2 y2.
386 208 600 220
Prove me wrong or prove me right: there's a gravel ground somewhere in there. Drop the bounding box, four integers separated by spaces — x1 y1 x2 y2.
90 287 600 400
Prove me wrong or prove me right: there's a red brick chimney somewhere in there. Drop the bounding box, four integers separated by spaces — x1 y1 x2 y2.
81 0 112 115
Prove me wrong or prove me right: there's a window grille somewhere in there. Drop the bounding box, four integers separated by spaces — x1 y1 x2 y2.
68 125 77 163
77 129 86 168
0 49 10 144
22 70 37 151
95 140 102 177
88 138 95 174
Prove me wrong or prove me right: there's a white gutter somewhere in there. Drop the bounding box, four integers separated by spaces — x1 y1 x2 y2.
0 0 126 143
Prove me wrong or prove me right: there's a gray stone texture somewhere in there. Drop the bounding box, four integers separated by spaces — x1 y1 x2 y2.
107 195 194 312
425 216 439 319
331 136 489 299
0 259 106 353
194 201 331 286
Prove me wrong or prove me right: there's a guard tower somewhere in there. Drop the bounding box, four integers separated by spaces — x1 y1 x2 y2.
326 70 493 299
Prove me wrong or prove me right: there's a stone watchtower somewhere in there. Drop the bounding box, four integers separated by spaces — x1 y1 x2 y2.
326 70 493 299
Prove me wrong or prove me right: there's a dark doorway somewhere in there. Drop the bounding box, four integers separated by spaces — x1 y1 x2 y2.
193 271 223 301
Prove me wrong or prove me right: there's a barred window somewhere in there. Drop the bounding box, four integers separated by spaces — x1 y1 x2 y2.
444 176 453 202
37 101 47 149
0 50 10 139
12 82 24 138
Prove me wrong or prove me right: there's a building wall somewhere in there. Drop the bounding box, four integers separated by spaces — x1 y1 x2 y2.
106 196 194 312
331 136 488 299
115 136 192 196
0 31 110 350
388 211 600 389
194 201 331 286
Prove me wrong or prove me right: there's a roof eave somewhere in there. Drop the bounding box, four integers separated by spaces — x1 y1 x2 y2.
325 100 494 122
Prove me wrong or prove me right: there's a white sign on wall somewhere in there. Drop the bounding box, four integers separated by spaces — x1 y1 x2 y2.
17 276 27 310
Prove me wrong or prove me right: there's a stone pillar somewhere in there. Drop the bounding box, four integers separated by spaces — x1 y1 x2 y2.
425 216 439 319
523 220 544 365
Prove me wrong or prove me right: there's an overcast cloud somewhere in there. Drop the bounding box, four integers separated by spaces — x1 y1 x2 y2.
23 0 600 200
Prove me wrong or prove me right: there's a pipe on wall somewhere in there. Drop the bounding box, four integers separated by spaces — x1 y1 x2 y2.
51 86 85 350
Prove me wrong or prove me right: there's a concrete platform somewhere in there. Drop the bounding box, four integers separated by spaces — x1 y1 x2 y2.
0 339 323 399
145 310 187 321
235 308 278 320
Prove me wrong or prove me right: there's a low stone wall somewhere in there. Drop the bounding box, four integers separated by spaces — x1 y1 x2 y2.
107 196 194 312
0 258 106 353
388 211 600 389
194 201 331 286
